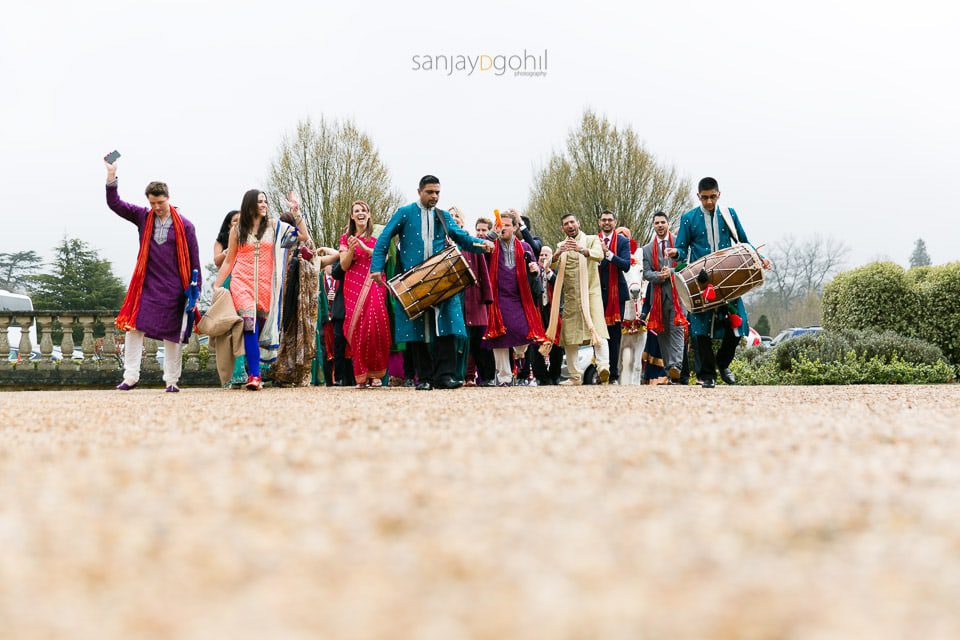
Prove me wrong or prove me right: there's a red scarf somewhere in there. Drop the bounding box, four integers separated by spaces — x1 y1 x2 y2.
647 232 689 334
484 237 546 343
116 206 192 332
600 230 621 325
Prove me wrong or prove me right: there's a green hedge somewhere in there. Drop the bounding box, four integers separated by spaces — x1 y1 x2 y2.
912 262 960 366
822 261 960 366
730 329 954 385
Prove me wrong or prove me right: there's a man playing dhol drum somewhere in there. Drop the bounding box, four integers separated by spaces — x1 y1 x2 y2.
369 175 493 390
668 177 771 388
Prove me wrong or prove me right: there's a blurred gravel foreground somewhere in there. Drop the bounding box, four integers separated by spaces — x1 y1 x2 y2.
1 385 959 639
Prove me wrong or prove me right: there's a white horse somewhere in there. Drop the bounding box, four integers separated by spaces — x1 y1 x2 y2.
618 243 647 385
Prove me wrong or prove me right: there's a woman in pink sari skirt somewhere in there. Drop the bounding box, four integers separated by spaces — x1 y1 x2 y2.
339 200 391 388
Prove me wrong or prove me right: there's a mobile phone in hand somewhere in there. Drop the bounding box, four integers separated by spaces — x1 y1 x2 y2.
104 150 121 164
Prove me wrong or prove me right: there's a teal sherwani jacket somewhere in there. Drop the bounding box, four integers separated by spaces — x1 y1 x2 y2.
674 205 751 339
371 202 487 342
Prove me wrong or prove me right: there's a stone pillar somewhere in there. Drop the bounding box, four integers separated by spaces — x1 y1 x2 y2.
37 314 55 370
16 315 33 366
0 315 11 369
143 338 161 371
185 333 200 371
78 314 96 366
59 314 77 371
102 317 119 370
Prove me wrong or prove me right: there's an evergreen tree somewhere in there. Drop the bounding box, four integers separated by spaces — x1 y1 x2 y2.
754 314 771 337
0 250 44 293
909 238 931 268
30 238 126 310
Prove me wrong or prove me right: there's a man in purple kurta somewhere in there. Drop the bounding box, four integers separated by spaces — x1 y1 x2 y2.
482 212 541 386
104 158 200 392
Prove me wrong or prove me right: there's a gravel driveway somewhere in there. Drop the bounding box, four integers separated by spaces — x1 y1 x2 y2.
2 385 958 639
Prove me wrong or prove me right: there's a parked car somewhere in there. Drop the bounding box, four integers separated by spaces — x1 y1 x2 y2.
1 289 37 353
769 326 822 347
8 347 95 362
760 335 773 349
51 346 85 361
8 347 40 362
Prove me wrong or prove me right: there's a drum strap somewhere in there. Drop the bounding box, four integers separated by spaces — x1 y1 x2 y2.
434 208 454 246
721 208 740 244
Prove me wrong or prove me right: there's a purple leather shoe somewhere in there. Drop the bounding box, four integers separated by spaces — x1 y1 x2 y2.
116 381 138 391
165 385 180 393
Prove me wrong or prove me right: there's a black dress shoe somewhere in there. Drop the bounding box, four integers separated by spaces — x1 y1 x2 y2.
702 378 716 389
435 376 463 390
720 368 737 385
416 381 433 391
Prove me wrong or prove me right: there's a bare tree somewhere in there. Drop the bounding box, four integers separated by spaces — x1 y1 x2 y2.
768 234 849 298
749 234 850 331
266 118 403 250
526 110 691 245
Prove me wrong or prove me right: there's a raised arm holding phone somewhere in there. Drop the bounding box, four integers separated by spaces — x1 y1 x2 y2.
103 153 200 393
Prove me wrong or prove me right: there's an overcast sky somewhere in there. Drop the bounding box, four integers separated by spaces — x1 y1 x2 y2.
1 0 957 283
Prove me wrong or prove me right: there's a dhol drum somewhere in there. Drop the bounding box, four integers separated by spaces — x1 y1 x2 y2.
674 243 764 313
388 244 477 320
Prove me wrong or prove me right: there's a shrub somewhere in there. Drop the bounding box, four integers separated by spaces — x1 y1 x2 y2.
838 328 944 366
822 262 920 338
823 261 960 366
730 352 953 385
773 331 851 371
913 262 960 366
730 328 954 385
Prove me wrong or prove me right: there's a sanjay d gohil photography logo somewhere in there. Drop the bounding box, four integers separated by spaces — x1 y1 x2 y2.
411 48 548 78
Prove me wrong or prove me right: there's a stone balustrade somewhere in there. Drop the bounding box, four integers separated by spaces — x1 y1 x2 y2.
0 310 217 387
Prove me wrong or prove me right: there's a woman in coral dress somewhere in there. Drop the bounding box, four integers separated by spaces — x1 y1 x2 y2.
339 200 391 388
215 189 310 390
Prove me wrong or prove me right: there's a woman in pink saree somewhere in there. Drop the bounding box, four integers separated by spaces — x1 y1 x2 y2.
339 200 391 387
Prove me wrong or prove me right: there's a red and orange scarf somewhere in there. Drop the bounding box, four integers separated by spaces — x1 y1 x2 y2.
484 237 546 343
600 230 621 325
116 206 192 332
647 232 689 334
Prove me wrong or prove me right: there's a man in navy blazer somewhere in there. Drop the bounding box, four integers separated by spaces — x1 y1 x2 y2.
597 210 632 384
